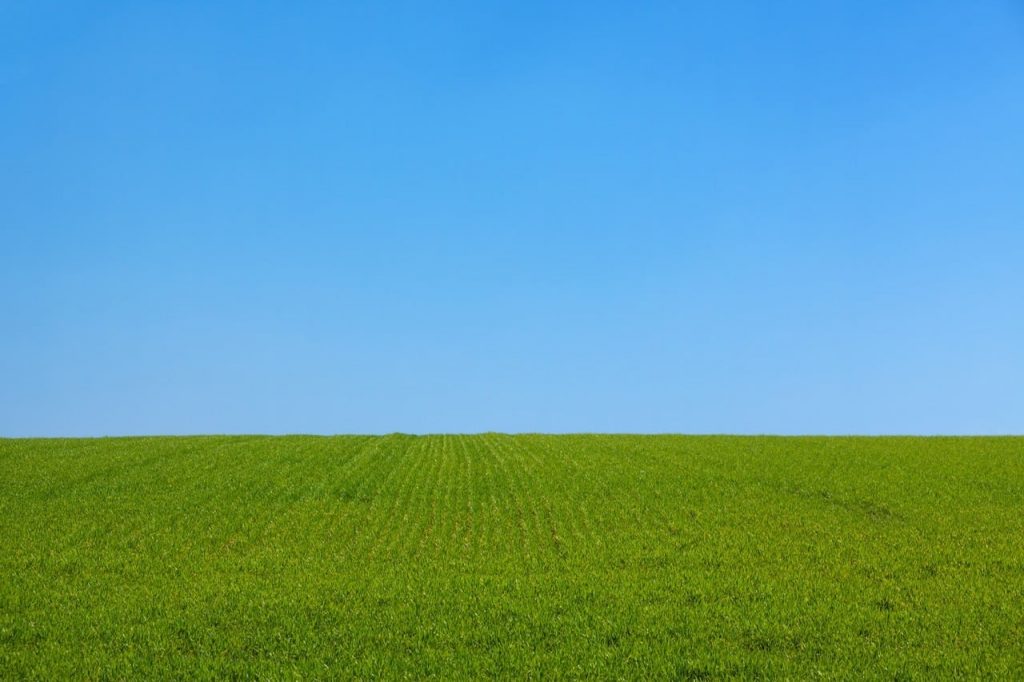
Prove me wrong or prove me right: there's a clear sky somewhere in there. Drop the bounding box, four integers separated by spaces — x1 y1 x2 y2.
2 2 1023 436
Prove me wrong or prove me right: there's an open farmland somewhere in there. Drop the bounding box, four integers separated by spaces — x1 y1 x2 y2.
1 434 1022 678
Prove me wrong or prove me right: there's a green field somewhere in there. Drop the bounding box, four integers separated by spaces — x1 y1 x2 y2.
1 435 1022 679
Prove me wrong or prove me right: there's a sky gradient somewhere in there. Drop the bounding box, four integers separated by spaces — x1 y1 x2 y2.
3 1 1023 436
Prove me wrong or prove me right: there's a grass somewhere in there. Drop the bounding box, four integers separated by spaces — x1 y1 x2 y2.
1 434 1022 679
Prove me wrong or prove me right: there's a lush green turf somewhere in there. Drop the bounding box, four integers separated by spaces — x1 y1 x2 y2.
1 435 1022 679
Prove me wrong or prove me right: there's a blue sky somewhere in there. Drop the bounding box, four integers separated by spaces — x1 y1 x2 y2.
2 1 1023 436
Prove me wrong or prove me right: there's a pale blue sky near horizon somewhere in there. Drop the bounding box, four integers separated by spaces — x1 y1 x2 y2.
2 1 1023 436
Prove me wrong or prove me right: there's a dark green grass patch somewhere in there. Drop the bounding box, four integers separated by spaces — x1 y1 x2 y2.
1 435 1022 678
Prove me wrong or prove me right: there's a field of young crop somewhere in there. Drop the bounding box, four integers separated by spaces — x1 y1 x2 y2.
1 434 1022 678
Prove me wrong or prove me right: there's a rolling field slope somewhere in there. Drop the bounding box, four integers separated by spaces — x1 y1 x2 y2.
1 435 1022 678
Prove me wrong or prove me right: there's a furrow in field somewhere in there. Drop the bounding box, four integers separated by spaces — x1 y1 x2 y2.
477 432 524 560
456 434 476 559
397 433 444 559
513 435 571 562
438 435 458 550
527 435 581 547
378 435 433 560
439 434 471 561
487 432 546 565
418 435 441 556
472 433 501 558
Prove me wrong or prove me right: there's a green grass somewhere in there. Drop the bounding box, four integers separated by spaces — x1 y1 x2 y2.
1 435 1022 679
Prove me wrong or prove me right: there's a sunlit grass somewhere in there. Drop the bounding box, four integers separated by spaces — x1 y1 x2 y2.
1 435 1022 678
